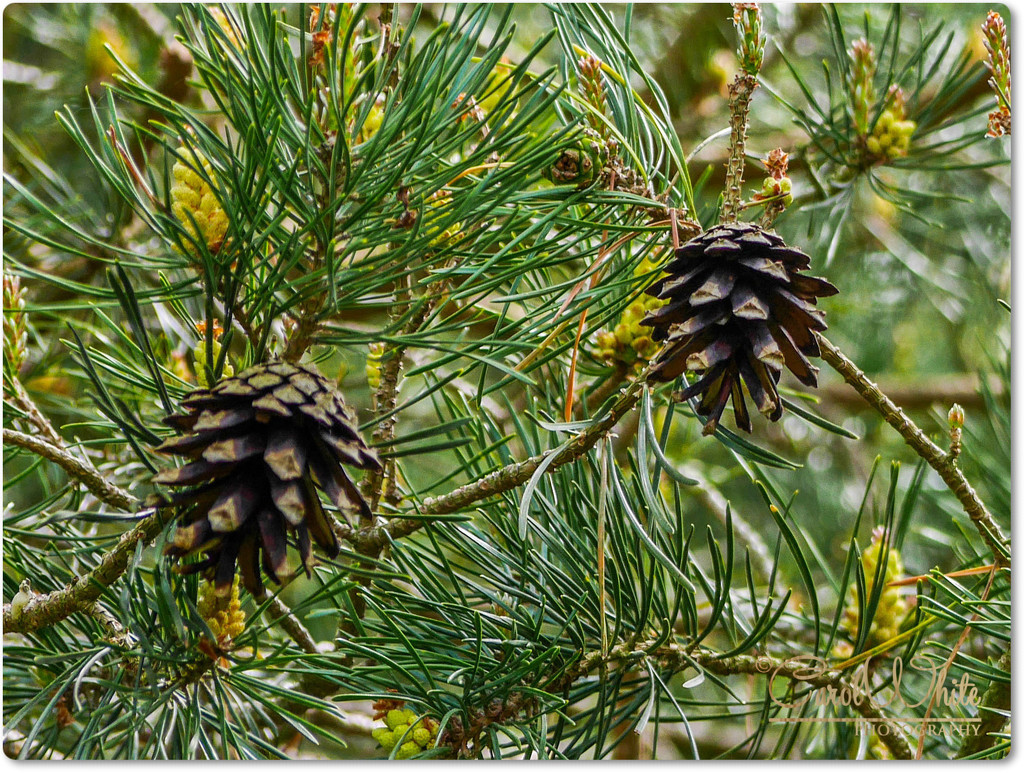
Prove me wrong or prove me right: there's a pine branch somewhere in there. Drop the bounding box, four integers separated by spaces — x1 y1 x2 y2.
721 73 758 222
262 593 319 655
282 311 321 363
360 280 446 513
7 375 63 447
350 376 649 554
2 428 138 512
556 640 913 760
2 510 165 634
816 334 1009 562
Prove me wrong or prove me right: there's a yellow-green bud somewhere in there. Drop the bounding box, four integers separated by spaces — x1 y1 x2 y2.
843 528 908 652
366 342 385 391
374 707 438 758
591 256 667 370
385 709 409 731
10 579 33 622
197 575 246 647
395 741 421 760
193 321 233 388
372 728 397 750
3 273 28 374
948 403 965 430
171 145 229 253
894 120 916 138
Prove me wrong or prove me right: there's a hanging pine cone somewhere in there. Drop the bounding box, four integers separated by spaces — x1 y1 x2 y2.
153 361 381 596
641 222 838 435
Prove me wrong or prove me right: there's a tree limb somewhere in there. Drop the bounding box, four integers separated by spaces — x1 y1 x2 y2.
555 639 914 760
721 73 758 223
350 377 648 554
3 428 138 512
3 510 166 634
262 593 320 655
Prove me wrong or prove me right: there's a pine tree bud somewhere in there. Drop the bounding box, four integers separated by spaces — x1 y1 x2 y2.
3 273 28 376
591 256 667 370
848 38 876 136
197 575 246 648
373 705 437 757
948 403 964 460
366 342 385 390
843 527 908 652
544 146 596 188
732 3 765 76
576 53 610 138
865 108 915 162
171 144 229 254
982 10 1011 139
763 147 789 178
10 579 34 622
192 321 233 388
948 403 965 430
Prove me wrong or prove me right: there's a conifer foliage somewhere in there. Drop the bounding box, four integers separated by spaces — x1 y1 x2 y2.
2 3 1010 761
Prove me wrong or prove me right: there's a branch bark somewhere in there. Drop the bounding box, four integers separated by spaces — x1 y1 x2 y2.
721 73 758 223
3 510 165 634
552 639 913 760
262 594 319 655
3 428 138 512
349 376 648 554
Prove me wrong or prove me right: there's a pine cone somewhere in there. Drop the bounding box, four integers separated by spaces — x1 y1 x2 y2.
641 222 838 435
153 361 381 596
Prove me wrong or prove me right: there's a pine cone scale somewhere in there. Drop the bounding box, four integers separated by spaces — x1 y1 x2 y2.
202 434 266 464
691 270 737 304
264 427 308 480
194 407 254 432
153 458 236 486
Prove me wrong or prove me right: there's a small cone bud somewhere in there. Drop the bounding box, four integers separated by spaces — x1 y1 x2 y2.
948 403 965 430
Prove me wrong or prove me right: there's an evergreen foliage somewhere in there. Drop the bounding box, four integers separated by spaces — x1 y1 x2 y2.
3 3 1010 760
